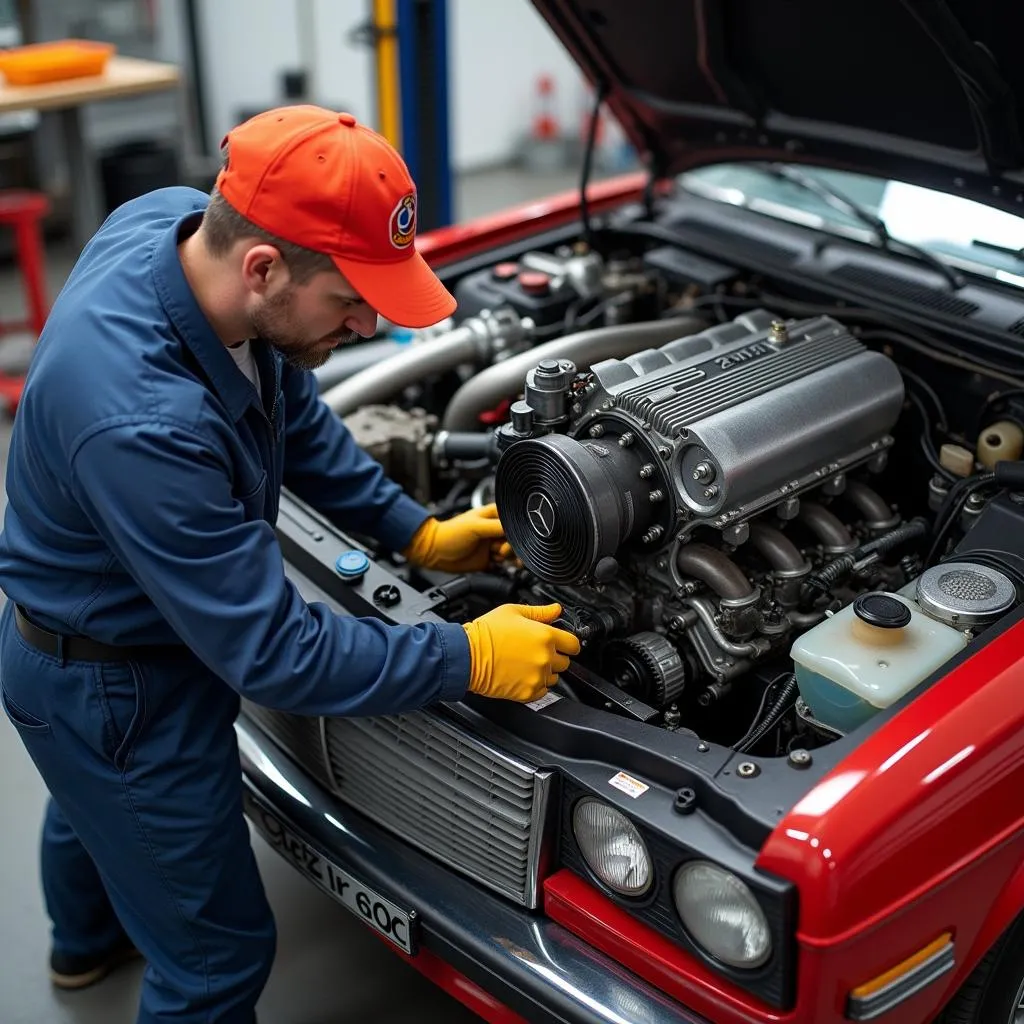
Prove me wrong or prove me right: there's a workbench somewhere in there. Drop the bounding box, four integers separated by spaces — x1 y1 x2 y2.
0 55 182 249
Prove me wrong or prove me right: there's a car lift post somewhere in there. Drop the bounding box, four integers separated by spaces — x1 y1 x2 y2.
371 0 453 233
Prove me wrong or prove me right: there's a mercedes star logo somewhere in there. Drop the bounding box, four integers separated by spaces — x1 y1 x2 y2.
526 491 556 539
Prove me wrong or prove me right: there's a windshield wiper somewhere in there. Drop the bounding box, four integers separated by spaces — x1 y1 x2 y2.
752 162 965 291
972 238 1024 262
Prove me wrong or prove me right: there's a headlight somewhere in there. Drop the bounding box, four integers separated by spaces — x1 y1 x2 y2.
572 798 652 896
673 861 772 969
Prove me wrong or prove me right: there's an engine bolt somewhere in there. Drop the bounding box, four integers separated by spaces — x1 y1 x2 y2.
697 741 710 752
770 320 789 345
618 431 635 447
649 489 664 502
692 461 715 483
703 486 720 500
639 463 655 479
658 446 671 460
588 424 604 438
643 525 664 543
737 761 761 779
788 749 813 769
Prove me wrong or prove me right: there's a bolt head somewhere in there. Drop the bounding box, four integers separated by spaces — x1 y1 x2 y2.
788 749 812 769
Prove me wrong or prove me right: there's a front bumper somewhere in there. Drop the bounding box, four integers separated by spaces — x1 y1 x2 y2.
237 713 710 1024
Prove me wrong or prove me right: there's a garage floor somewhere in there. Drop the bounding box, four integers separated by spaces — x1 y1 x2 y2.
0 165 580 1024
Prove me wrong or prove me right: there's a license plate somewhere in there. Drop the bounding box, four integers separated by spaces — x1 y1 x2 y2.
243 789 417 955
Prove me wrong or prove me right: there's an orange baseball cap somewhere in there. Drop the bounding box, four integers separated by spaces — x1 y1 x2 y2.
215 104 457 329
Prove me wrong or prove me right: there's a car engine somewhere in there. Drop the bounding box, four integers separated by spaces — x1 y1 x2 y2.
317 240 1024 755
488 310 907 700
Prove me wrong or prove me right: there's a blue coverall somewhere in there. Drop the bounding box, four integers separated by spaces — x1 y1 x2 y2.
0 187 472 1022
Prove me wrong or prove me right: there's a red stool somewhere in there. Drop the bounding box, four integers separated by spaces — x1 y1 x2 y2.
0 189 51 414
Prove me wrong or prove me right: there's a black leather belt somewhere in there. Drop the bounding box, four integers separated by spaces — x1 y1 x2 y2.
14 605 164 663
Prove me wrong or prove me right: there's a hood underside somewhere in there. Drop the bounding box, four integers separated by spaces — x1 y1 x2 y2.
530 0 1024 214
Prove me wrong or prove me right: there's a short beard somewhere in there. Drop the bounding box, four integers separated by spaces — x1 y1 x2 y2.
250 289 352 371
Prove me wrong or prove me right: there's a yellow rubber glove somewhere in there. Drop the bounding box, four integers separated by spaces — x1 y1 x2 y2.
404 503 513 573
462 603 581 702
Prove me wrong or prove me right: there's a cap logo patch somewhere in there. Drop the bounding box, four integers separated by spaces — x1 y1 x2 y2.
389 193 416 249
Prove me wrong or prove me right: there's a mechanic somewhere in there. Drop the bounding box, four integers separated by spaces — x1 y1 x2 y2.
0 104 580 1023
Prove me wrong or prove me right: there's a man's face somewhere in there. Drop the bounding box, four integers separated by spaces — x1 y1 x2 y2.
250 267 379 371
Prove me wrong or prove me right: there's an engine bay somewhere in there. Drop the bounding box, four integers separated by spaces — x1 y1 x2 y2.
315 200 1024 761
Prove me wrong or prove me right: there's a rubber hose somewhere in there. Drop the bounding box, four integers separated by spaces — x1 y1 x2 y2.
736 675 798 753
440 315 706 432
803 517 929 598
434 431 498 464
858 517 929 557
435 573 516 604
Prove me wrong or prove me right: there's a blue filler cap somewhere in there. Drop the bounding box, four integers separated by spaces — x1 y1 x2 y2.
336 550 370 581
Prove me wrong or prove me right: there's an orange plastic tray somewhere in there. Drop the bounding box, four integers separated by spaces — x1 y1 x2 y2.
0 40 115 86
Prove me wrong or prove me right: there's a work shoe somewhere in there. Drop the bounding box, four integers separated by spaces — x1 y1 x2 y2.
49 936 142 990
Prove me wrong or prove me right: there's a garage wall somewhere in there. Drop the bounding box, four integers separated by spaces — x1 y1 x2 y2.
193 0 373 151
448 0 585 170
194 0 585 171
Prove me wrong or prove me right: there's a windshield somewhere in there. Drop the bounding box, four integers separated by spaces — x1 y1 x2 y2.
678 163 1024 290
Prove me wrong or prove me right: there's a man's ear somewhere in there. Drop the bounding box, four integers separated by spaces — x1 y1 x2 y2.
240 243 289 294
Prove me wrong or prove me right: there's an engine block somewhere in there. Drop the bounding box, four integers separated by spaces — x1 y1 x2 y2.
494 309 905 584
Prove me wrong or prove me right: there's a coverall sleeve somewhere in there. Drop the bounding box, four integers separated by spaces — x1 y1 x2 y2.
280 363 429 551
68 417 471 716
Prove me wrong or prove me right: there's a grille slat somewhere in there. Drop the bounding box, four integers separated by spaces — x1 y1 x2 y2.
343 716 534 799
330 731 532 836
247 706 543 906
324 713 539 903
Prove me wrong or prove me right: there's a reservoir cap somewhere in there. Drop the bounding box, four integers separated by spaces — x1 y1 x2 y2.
336 550 370 582
853 592 912 629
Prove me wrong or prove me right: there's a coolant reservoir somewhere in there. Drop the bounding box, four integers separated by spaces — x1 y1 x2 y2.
790 592 967 734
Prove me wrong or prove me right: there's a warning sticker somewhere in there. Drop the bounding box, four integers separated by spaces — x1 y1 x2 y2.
608 771 650 799
527 691 562 712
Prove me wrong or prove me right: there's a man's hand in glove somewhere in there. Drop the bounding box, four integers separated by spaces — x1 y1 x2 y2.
463 603 581 703
404 503 513 574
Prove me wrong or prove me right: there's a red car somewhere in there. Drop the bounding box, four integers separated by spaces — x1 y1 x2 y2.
239 2 1024 1022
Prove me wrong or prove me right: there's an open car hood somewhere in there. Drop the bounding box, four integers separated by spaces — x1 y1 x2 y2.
529 0 1024 213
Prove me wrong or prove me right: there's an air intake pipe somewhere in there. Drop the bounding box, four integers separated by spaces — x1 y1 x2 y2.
320 308 531 417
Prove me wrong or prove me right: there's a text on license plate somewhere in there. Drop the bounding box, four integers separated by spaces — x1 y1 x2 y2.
243 789 417 955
